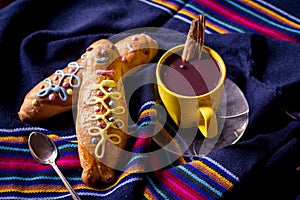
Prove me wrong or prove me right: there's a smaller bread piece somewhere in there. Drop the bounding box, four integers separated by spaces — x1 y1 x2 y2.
115 33 158 68
18 33 158 122
76 39 128 186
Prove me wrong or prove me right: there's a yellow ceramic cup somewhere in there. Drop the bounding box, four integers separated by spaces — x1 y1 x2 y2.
156 45 226 138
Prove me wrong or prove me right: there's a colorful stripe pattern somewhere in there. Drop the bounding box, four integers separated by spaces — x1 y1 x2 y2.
2 1 300 199
0 128 143 199
138 103 239 200
140 0 300 42
144 159 239 200
0 101 238 199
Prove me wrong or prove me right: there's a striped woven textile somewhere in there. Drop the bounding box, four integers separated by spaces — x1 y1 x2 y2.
0 101 239 200
1 0 300 200
141 0 300 42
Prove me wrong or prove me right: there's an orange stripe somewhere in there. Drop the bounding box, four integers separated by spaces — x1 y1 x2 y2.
0 136 27 143
151 0 180 11
0 184 89 193
138 108 157 121
0 134 76 143
148 0 230 33
244 1 300 29
118 164 145 180
191 160 234 190
144 187 158 200
93 164 145 191
178 9 230 34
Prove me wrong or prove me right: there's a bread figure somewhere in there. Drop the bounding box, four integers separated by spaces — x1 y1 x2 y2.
18 34 158 122
76 39 128 186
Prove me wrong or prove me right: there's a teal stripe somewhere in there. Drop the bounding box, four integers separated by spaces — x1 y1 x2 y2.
0 127 47 134
185 164 226 192
0 145 29 153
177 165 223 197
0 143 77 153
0 144 78 153
173 0 185 5
0 176 81 181
145 175 170 200
167 0 184 7
57 143 78 150
227 0 300 34
186 3 244 33
136 121 155 132
128 153 147 164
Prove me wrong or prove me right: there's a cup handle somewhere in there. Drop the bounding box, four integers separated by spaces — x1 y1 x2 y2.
198 107 218 138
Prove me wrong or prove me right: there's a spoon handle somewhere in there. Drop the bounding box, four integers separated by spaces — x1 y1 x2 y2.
51 162 81 200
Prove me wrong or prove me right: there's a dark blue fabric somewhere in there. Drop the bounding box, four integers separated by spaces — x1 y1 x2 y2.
1 0 300 199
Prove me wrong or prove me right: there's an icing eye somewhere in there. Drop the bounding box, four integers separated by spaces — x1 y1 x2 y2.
143 49 149 55
101 49 107 55
86 47 93 51
110 45 115 50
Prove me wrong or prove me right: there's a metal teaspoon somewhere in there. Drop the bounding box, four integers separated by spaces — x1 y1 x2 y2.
28 131 81 200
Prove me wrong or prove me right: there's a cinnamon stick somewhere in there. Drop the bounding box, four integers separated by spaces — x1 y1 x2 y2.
182 14 206 62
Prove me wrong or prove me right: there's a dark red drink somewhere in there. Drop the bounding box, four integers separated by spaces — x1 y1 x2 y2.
160 51 221 96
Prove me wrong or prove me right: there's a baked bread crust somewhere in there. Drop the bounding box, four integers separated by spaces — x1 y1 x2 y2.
76 39 129 186
18 34 158 122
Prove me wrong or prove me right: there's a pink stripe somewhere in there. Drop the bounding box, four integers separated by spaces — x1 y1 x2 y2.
132 132 152 150
156 170 208 200
56 156 81 168
0 155 80 171
196 0 297 42
0 158 52 171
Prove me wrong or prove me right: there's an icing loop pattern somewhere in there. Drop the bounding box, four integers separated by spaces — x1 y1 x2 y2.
88 127 122 159
38 61 84 101
87 79 125 159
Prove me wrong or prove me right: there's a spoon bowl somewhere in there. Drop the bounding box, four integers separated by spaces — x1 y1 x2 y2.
28 131 58 165
28 132 81 200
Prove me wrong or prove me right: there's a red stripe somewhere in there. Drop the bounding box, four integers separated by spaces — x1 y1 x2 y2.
195 0 297 42
156 170 208 200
